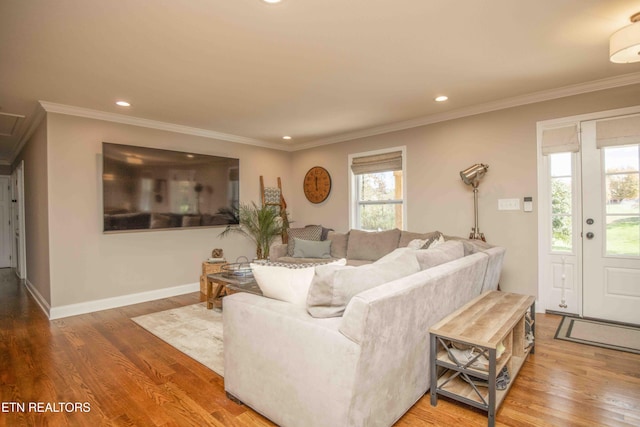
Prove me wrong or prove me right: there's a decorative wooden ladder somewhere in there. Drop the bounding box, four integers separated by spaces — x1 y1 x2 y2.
259 176 290 243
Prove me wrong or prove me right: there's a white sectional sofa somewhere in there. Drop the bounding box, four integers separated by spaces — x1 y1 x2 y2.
223 233 505 427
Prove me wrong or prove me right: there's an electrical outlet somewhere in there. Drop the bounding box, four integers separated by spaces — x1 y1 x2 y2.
498 198 520 211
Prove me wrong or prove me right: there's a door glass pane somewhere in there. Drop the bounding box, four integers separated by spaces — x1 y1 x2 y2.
604 146 640 256
549 153 573 252
606 216 640 256
605 145 639 173
552 215 572 252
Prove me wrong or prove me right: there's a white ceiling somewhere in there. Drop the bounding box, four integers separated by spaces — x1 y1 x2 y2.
2 0 640 162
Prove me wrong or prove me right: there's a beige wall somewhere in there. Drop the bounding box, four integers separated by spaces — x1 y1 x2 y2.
12 118 51 304
291 84 640 297
46 113 291 307
16 83 640 310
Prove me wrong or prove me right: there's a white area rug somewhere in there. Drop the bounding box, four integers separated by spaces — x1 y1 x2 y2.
132 303 225 376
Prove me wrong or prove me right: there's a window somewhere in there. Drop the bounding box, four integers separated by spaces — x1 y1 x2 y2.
549 152 573 252
350 148 405 231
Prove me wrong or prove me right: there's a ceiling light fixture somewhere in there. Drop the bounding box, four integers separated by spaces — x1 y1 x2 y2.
610 12 640 63
435 95 448 102
282 136 292 140
116 101 131 107
262 0 282 4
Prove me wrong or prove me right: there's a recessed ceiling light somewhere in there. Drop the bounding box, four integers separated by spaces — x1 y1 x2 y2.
262 0 282 3
116 101 131 107
435 96 448 102
282 136 292 140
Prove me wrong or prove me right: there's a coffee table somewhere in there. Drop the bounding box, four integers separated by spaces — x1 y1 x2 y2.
206 273 263 310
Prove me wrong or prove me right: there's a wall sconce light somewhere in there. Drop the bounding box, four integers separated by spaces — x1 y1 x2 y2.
460 163 489 241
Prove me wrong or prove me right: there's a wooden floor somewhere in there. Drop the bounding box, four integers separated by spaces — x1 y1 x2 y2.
1 269 639 427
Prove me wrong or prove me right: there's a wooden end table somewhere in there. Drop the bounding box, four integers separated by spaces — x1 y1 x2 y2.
206 273 262 310
429 290 535 427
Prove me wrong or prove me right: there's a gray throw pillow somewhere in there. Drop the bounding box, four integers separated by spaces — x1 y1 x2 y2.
293 238 332 259
287 225 323 256
306 249 420 318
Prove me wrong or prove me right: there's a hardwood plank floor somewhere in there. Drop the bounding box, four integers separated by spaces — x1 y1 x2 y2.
1 269 638 426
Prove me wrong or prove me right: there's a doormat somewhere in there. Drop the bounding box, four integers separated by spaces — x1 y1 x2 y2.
554 316 640 355
132 303 224 376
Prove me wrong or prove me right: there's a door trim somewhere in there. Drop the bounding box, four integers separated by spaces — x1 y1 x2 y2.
12 161 26 280
537 105 640 316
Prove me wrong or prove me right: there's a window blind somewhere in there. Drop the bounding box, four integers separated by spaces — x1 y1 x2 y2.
596 114 640 148
351 151 402 175
541 125 579 155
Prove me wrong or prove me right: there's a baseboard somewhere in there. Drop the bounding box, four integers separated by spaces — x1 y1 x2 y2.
48 282 200 320
24 278 52 318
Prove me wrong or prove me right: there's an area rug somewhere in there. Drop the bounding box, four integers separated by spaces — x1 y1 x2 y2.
131 303 225 376
555 316 640 355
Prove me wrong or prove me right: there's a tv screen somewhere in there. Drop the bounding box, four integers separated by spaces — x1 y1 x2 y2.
102 142 239 232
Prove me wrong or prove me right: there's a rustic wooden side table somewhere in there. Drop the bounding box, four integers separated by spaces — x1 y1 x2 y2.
206 273 261 310
429 291 535 427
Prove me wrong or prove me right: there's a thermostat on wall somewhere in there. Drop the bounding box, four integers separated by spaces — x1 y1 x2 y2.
524 197 533 212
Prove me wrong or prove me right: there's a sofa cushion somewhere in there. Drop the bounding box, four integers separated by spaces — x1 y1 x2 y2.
306 249 420 318
415 240 464 270
251 259 346 307
327 231 349 258
293 238 332 259
287 225 323 256
346 228 401 261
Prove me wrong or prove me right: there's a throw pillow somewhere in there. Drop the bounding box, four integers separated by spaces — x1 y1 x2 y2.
346 228 402 261
327 231 349 258
250 259 346 307
292 238 332 258
306 249 420 318
407 239 426 249
398 230 441 247
415 240 464 270
306 224 334 240
423 233 445 249
286 225 323 256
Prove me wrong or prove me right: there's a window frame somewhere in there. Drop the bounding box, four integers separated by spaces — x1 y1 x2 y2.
348 146 407 230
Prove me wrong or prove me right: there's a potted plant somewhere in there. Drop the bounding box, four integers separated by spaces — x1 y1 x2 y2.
219 202 285 259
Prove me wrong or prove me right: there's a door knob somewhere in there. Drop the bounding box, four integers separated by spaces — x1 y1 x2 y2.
586 232 594 239
586 218 594 225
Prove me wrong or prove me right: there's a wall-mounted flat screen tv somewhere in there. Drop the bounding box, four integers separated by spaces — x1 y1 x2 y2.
102 142 239 232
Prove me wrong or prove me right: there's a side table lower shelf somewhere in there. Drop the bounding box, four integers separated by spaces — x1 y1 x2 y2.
434 350 532 411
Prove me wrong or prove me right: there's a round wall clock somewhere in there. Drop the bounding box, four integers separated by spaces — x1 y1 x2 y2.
303 166 332 204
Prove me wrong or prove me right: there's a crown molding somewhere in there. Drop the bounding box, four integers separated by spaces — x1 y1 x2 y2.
37 101 286 150
292 71 640 151
19 72 640 156
10 102 47 165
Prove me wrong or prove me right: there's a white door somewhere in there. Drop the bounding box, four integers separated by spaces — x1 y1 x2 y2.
0 176 11 267
11 162 26 279
582 116 640 325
